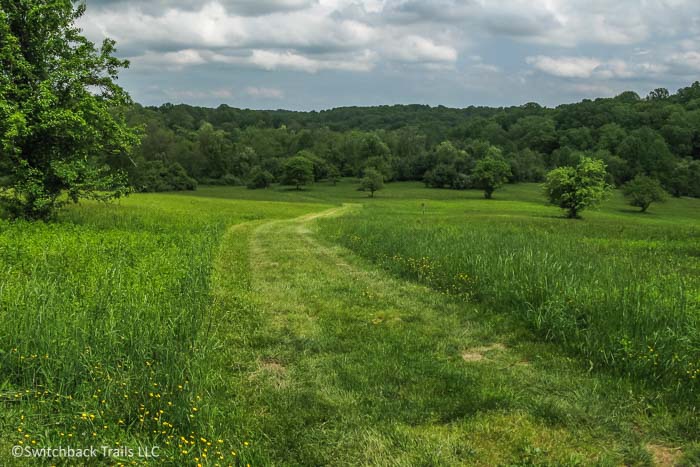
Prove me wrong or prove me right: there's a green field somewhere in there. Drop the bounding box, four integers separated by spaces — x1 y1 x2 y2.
0 181 698 466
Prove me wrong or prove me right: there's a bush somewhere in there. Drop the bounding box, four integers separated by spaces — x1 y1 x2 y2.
622 175 666 212
246 166 274 189
221 174 242 186
133 161 197 192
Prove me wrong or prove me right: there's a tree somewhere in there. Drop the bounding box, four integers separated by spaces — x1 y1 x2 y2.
507 149 546 182
424 163 458 189
360 168 384 197
327 164 341 186
596 123 627 154
246 166 274 189
544 157 611 219
622 175 666 212
617 128 675 179
197 122 230 179
470 151 512 199
559 127 593 150
0 0 138 219
359 134 393 179
281 155 314 190
647 88 670 101
667 159 700 197
297 150 328 181
132 161 197 192
509 116 559 154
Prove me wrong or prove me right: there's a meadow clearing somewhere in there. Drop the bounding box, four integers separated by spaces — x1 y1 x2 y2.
0 181 698 466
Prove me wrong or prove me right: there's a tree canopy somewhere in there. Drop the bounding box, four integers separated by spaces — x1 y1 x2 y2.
85 81 700 201
0 0 137 219
544 157 611 218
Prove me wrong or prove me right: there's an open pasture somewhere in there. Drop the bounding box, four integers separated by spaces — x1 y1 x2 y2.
0 181 698 465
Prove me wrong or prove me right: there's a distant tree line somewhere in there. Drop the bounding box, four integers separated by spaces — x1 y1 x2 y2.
6 0 694 221
111 82 700 198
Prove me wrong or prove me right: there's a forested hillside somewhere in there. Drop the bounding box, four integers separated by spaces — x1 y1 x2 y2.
119 82 700 196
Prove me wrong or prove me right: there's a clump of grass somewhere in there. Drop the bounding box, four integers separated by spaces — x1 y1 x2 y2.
318 191 700 397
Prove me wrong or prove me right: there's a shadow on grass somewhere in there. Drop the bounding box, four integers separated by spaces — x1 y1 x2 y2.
617 208 651 215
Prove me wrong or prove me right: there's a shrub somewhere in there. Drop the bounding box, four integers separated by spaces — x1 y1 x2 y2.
246 166 274 189
133 161 197 192
622 175 666 212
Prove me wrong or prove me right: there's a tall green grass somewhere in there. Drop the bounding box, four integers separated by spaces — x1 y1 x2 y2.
318 190 700 397
0 193 321 464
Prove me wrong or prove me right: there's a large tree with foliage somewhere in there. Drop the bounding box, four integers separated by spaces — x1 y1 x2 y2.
0 0 138 219
544 157 610 218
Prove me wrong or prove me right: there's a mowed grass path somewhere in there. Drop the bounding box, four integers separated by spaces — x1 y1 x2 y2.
208 203 691 466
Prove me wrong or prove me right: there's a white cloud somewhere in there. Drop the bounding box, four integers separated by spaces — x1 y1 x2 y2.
527 55 669 80
567 83 616 97
228 0 318 16
667 51 700 73
381 0 700 47
128 49 207 70
381 35 457 64
245 86 285 99
87 0 318 16
162 87 234 100
79 0 700 108
248 49 377 72
473 63 500 73
526 56 601 78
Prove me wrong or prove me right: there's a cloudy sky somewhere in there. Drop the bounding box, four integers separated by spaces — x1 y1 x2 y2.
80 0 700 110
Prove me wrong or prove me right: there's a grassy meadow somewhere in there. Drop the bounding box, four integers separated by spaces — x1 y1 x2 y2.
0 193 327 465
0 180 699 465
318 183 700 393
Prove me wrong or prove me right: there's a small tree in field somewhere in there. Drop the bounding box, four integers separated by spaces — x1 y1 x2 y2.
622 175 666 212
544 157 610 219
327 164 341 186
0 0 138 220
281 155 314 190
470 154 511 199
361 168 384 197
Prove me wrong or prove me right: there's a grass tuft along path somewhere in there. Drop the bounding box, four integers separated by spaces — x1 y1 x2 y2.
209 205 691 466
